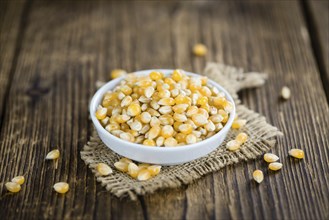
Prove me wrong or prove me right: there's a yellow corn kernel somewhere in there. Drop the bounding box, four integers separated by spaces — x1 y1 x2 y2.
189 83 201 92
128 162 139 178
150 117 161 127
288 149 305 159
232 119 247 129
143 139 156 146
45 149 60 160
96 163 113 176
158 97 175 106
115 115 130 123
175 133 186 143
223 101 234 113
105 123 120 132
102 93 118 107
158 90 171 99
138 163 150 170
172 104 189 114
53 182 69 194
127 103 141 116
111 69 127 79
213 97 226 108
147 108 160 117
200 77 208 86
147 126 161 139
191 114 208 126
198 108 209 118
156 136 165 146
159 114 174 125
186 106 199 117
150 71 163 81
159 106 172 115
114 161 129 172
120 158 133 164
5 182 21 193
175 94 191 105
137 169 152 181
148 165 161 176
136 79 153 88
193 43 207 56
173 113 187 123
217 110 228 123
173 121 183 131
140 112 152 124
200 86 212 97
164 137 178 147
236 132 248 144
161 125 174 138
164 77 176 86
179 124 193 135
172 69 184 82
11 176 25 185
253 170 264 183
120 85 133 95
204 121 216 132
144 87 154 98
130 121 142 131
263 153 279 163
119 132 135 142
95 107 108 120
121 96 132 107
226 140 241 151
186 134 197 144
281 86 291 100
128 129 139 137
268 162 283 171
197 96 208 106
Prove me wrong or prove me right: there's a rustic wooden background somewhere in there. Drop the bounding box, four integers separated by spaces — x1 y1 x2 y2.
0 0 328 219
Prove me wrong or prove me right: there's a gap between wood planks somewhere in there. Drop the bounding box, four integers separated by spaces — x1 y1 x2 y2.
300 0 329 103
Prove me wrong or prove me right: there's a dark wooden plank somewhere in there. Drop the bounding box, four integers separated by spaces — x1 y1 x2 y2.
307 0 329 100
0 0 28 123
0 1 328 220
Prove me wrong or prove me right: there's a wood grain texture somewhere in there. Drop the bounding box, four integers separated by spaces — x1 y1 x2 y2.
0 0 328 219
307 0 329 99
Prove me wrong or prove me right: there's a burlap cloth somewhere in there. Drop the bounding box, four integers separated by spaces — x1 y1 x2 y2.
81 63 283 200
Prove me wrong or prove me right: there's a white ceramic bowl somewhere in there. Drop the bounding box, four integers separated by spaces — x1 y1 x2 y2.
90 69 235 165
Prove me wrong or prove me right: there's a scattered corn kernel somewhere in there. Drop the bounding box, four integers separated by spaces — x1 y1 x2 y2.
114 161 129 172
232 119 247 129
236 132 248 144
193 43 207 56
263 153 279 163
128 162 139 178
253 170 264 183
11 176 25 185
289 148 305 159
148 165 161 176
96 163 113 176
111 69 127 79
268 162 283 171
281 86 291 100
226 140 241 151
137 169 152 181
5 182 21 193
53 182 69 194
46 149 60 160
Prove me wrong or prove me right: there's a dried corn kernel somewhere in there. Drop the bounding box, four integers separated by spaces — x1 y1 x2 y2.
147 126 161 140
46 149 60 160
172 69 183 82
281 86 291 100
263 153 279 163
268 162 283 171
197 96 208 106
161 125 174 138
145 87 155 98
5 182 21 193
186 134 197 144
164 137 177 147
192 114 208 126
143 139 156 146
111 69 127 79
158 97 175 106
172 104 189 114
289 149 304 159
53 182 69 194
96 163 113 176
95 106 107 120
156 136 165 146
173 113 187 122
128 162 139 178
140 112 152 124
232 119 247 129
179 124 193 135
193 44 207 56
175 133 187 143
236 132 248 144
127 103 141 116
226 140 241 151
137 169 151 181
148 165 161 176
114 161 129 172
11 176 25 185
121 96 132 107
150 71 162 80
253 170 264 183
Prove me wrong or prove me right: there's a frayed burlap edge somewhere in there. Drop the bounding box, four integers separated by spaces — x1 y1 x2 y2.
80 62 283 200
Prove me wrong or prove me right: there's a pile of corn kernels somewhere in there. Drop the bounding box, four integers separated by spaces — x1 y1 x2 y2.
95 69 234 147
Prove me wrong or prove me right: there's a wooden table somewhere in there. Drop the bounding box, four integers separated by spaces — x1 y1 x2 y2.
1 0 328 219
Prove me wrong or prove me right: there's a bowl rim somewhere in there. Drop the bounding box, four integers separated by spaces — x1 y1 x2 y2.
89 69 236 152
